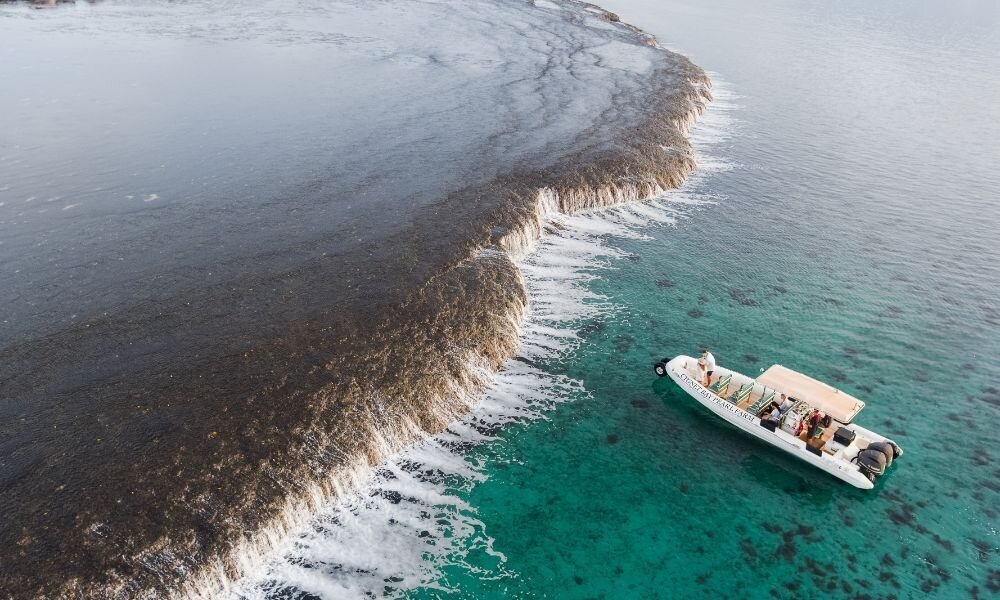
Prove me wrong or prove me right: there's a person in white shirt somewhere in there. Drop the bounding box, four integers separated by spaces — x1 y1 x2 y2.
700 349 716 387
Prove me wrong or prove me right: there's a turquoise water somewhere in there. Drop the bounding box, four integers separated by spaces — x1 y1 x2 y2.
417 0 1000 597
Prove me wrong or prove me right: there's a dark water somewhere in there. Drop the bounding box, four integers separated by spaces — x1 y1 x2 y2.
0 1 708 596
229 0 1000 598
0 0 650 341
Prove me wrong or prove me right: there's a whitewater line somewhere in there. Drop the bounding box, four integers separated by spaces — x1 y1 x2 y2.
225 81 737 599
169 8 727 596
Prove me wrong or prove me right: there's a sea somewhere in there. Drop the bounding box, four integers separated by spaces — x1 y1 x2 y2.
2 0 999 598
233 0 1000 598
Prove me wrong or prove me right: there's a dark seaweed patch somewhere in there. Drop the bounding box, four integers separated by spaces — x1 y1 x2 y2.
630 398 650 409
762 522 782 534
971 539 992 562
687 309 704 318
613 335 634 353
932 533 955 553
986 569 1000 593
729 288 759 306
772 285 787 294
655 278 675 288
823 297 845 307
802 556 831 579
925 557 951 583
578 320 606 336
772 522 821 563
776 538 797 561
606 433 619 445
743 354 758 363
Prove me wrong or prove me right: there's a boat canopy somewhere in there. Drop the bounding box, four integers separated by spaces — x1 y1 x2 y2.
757 364 865 423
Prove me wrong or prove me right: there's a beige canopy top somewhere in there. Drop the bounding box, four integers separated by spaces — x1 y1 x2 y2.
757 364 865 423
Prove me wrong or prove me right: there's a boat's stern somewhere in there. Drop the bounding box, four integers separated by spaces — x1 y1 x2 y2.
653 355 696 377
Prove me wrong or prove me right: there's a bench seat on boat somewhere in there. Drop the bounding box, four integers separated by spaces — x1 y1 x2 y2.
711 374 733 396
728 382 753 405
746 390 775 415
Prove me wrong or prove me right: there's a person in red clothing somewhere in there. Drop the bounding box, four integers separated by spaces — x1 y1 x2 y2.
806 410 832 440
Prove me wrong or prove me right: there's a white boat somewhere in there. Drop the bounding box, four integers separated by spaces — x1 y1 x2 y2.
654 355 903 489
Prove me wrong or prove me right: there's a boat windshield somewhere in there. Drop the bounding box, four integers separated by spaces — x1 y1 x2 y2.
757 365 865 423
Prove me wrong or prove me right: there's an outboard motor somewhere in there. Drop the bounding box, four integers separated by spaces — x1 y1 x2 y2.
652 357 672 378
854 440 903 482
866 441 902 468
855 448 887 481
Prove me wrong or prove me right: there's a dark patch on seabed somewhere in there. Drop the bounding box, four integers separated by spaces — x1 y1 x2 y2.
0 0 709 597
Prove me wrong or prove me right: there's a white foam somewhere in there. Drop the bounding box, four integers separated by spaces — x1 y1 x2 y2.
227 79 735 599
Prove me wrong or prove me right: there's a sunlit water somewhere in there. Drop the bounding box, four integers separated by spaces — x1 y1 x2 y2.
236 0 1000 598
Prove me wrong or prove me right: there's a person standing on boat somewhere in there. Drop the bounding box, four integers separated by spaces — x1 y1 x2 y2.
807 411 832 440
700 348 716 387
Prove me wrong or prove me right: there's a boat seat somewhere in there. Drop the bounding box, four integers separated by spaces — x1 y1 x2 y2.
711 374 732 396
728 383 753 405
747 390 775 415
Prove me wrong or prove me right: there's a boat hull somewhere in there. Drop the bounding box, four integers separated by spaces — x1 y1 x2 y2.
665 356 875 489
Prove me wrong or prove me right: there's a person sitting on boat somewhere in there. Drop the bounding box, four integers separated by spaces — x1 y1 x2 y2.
777 393 793 412
700 348 716 387
765 404 782 423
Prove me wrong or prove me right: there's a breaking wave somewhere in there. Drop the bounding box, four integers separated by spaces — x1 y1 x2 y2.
226 81 738 599
0 1 725 597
